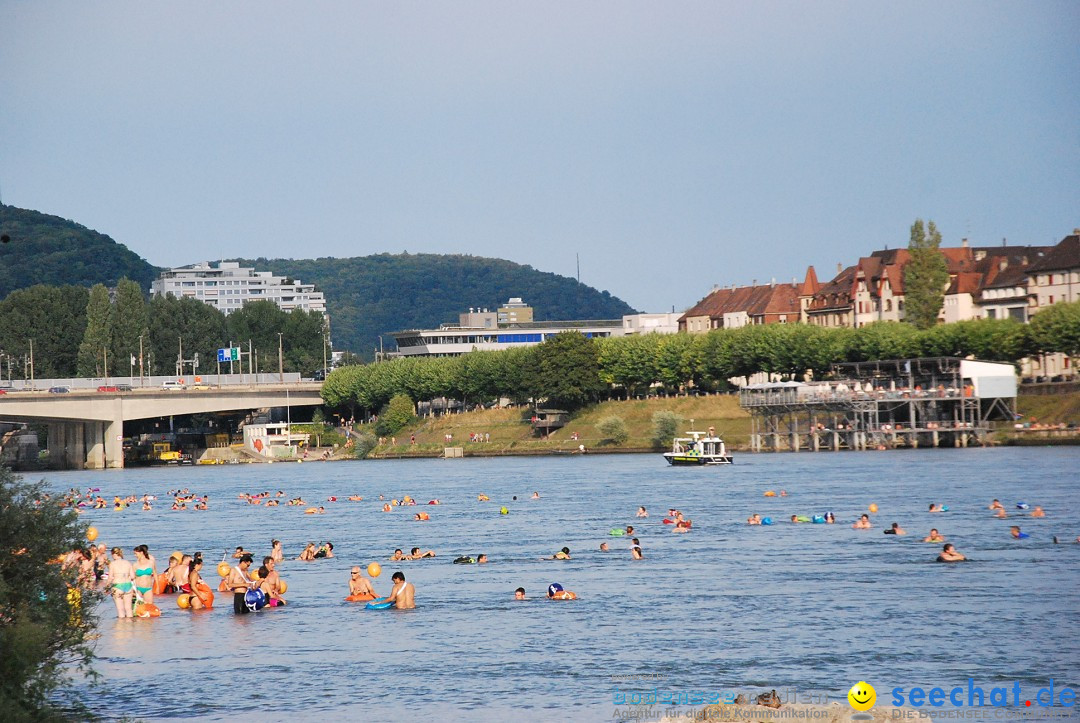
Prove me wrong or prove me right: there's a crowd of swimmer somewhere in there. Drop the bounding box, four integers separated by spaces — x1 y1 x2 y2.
49 487 211 512
746 492 1068 562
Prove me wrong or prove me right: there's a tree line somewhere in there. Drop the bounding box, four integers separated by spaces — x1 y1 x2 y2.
0 281 328 380
322 305 1080 418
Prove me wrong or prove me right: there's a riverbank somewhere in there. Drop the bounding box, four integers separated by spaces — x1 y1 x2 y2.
367 393 751 459
365 389 1080 459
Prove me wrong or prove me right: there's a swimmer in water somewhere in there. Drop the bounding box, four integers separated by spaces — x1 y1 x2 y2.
937 543 965 562
989 499 1004 510
108 547 135 619
382 571 415 609
532 492 540 499
994 508 1008 519
1031 506 1046 518
883 522 907 535
407 547 435 559
852 514 872 530
552 547 571 560
298 543 316 561
825 512 835 524
636 506 648 518
630 538 643 560
599 542 610 551
790 515 800 524
349 566 377 598
389 549 405 561
923 529 945 543
929 504 943 513
477 554 488 564
747 514 762 525
1010 526 1029 539
271 539 284 563
514 587 526 600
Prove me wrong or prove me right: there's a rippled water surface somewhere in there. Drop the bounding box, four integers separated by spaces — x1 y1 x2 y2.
44 447 1079 721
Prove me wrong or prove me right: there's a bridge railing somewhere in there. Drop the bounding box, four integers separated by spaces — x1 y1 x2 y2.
0 373 306 391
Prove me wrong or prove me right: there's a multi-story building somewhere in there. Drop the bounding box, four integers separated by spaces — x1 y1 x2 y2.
622 313 680 335
391 298 625 357
678 279 802 333
151 261 328 317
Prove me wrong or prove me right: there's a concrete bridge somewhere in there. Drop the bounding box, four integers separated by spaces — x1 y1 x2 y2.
0 382 324 469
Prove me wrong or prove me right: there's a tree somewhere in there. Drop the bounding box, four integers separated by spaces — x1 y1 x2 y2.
531 332 606 411
597 415 629 445
76 284 113 377
1029 300 1080 357
375 394 416 437
0 285 88 378
0 467 101 720
111 278 149 379
147 296 227 377
651 410 682 449
903 219 949 329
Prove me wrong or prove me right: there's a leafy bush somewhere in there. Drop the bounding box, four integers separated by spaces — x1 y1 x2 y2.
375 394 416 437
597 415 629 445
0 467 102 720
353 432 378 459
651 410 683 449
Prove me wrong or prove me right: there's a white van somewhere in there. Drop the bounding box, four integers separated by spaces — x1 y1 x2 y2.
162 380 186 391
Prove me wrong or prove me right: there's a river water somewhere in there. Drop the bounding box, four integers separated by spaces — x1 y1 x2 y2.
44 447 1079 721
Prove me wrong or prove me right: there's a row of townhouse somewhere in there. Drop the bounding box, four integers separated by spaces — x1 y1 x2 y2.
679 230 1080 377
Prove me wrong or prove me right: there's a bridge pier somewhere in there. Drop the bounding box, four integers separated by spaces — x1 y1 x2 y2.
47 419 124 470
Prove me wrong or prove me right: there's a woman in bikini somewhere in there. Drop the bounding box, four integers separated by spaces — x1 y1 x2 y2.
270 539 284 563
108 547 136 618
133 545 157 605
187 555 212 610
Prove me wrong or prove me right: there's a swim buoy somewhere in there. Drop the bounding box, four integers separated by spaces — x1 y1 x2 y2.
662 518 674 524
500 507 508 515
86 526 98 542
217 562 231 578
135 602 161 618
244 589 267 612
367 562 381 578
764 491 777 497
416 512 430 520
609 529 625 536
811 515 826 524
551 590 577 600
941 505 949 512
177 593 192 609
796 516 810 523
345 592 376 602
365 600 394 610
1016 502 1029 510
453 556 476 564
194 583 214 608
217 579 229 592
382 504 392 512
278 580 287 594
304 507 317 514
1016 532 1030 539
761 517 774 525
152 574 168 595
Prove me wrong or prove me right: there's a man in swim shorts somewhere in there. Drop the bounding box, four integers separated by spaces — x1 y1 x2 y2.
227 554 256 614
385 571 415 609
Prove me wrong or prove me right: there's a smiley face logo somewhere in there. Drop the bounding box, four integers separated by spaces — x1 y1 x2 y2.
848 681 876 711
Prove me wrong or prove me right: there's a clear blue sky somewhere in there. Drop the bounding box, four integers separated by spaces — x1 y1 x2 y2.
2 1 1077 313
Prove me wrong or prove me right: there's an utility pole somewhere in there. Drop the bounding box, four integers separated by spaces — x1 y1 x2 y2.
29 339 34 388
138 335 145 386
177 336 183 377
103 346 108 383
248 339 253 378
278 332 284 383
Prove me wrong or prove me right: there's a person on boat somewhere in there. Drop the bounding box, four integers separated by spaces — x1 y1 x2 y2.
989 499 1004 510
349 567 378 599
298 543 317 561
552 547 571 560
270 539 284 563
258 557 286 606
636 506 648 518
1031 506 1046 518
937 544 965 562
381 571 415 609
226 555 256 614
923 529 945 543
133 545 157 605
630 538 643 559
883 522 907 535
852 514 872 530
187 555 212 610
108 547 136 619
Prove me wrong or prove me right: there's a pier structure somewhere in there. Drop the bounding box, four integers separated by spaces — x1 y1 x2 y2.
739 357 1017 453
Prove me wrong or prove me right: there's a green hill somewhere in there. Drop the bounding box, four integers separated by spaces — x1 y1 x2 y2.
0 205 159 297
235 254 638 357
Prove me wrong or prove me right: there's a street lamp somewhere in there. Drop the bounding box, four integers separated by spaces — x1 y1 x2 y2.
277 332 284 383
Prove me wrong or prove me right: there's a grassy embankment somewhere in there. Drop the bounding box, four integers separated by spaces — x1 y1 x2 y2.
366 389 1080 458
368 394 750 459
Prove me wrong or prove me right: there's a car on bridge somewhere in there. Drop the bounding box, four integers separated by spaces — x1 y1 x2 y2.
161 381 186 391
48 386 70 393
98 384 133 392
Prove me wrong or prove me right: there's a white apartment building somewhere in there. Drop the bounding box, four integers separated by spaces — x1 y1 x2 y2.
151 262 328 317
622 313 680 335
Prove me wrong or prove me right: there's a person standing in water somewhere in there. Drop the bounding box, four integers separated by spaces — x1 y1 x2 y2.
226 554 256 614
108 548 135 618
133 544 157 605
383 571 415 609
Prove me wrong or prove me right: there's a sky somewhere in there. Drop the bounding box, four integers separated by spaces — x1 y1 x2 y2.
1 1 1078 314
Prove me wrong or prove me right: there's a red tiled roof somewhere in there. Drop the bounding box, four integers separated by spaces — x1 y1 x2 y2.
678 283 800 322
1026 235 1080 273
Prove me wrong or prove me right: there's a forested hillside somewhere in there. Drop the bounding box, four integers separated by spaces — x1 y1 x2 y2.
235 254 637 356
0 205 158 297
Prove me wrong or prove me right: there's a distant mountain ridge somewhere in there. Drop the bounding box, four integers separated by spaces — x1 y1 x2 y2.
233 254 638 356
0 205 637 360
0 204 159 297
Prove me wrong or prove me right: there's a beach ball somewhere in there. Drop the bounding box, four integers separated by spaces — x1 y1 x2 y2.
500 506 509 515
391 499 399 507
764 491 776 497
86 526 98 542
278 580 287 594
367 562 381 578
217 562 231 578
869 503 878 513
245 589 267 612
177 594 192 609
250 568 261 580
